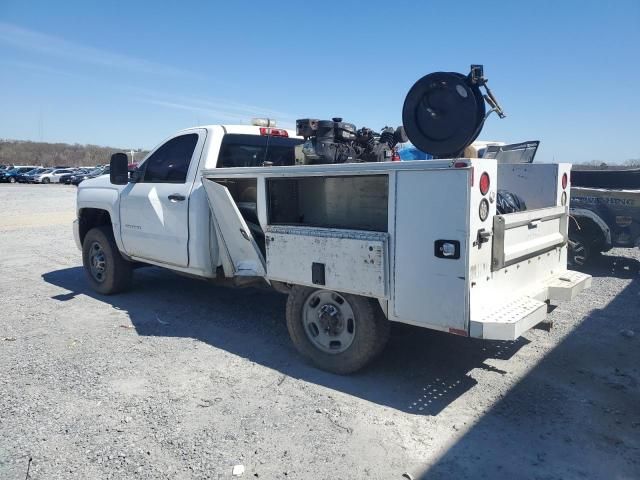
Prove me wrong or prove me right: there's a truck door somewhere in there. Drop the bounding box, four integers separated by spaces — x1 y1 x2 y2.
119 130 206 267
201 179 266 277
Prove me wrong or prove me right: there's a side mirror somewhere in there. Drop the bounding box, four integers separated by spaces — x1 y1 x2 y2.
110 153 129 185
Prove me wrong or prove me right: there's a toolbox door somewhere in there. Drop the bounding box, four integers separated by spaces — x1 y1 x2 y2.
492 206 567 270
202 179 266 277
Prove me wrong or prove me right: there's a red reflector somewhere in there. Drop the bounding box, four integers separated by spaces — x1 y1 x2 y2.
449 328 468 337
562 172 568 190
479 172 490 195
260 127 288 137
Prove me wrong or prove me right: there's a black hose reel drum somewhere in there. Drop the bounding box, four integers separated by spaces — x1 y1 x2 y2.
402 65 506 158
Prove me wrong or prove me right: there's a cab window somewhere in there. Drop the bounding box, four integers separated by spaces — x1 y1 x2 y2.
218 134 303 168
142 134 199 183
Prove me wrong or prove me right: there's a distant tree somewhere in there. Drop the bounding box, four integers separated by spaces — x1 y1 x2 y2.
624 158 640 167
579 160 608 169
0 139 148 167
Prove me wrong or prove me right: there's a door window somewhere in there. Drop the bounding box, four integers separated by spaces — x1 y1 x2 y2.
142 133 199 183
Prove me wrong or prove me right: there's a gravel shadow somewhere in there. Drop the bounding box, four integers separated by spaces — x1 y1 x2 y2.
417 254 640 479
42 266 528 415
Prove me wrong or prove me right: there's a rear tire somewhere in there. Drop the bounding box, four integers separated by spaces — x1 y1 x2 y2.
42 177 50 184
286 286 390 374
568 233 591 267
82 226 132 294
9 177 15 183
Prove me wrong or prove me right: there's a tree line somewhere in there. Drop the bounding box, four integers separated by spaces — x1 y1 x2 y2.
0 139 148 167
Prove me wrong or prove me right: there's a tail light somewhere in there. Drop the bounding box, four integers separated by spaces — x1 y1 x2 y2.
260 127 288 137
561 172 568 190
392 151 401 162
479 198 489 221
479 172 490 195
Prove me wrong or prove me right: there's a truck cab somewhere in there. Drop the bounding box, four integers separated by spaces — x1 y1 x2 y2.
75 124 303 279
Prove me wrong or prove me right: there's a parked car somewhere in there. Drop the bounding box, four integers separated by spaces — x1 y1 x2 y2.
60 169 90 184
0 166 39 183
71 166 109 185
24 168 53 183
16 167 46 183
33 168 76 184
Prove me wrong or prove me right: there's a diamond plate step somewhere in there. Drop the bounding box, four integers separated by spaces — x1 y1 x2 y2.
471 296 547 340
546 270 592 302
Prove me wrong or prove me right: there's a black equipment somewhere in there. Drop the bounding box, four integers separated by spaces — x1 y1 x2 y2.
294 65 505 164
402 64 505 158
295 118 408 164
496 190 527 214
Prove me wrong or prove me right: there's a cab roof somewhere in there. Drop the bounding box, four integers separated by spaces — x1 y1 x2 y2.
178 124 300 138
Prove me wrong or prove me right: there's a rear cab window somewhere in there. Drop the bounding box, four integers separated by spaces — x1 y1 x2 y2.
217 134 303 168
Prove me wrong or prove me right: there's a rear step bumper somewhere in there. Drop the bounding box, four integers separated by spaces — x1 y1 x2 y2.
470 271 591 340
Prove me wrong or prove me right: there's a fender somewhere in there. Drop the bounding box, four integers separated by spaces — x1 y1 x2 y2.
569 207 612 248
77 180 125 252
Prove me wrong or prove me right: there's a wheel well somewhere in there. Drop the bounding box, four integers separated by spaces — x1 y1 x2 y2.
569 215 606 249
79 208 112 245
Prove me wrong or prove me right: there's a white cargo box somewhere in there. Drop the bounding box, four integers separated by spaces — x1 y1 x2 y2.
202 159 590 340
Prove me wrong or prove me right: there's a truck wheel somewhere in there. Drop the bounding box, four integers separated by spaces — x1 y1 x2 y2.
568 234 591 267
82 226 132 294
286 286 390 374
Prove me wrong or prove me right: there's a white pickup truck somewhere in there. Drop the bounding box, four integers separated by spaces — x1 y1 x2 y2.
74 122 591 373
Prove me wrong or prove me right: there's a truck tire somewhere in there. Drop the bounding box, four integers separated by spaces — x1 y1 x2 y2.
568 233 591 267
286 286 390 374
82 226 132 295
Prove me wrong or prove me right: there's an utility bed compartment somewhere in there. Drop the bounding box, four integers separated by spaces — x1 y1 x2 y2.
201 159 588 340
492 205 567 270
265 226 388 298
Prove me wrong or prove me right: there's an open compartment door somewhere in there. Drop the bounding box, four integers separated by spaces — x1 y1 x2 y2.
202 179 266 277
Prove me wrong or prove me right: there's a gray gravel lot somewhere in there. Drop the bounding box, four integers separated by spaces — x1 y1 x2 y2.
0 184 638 479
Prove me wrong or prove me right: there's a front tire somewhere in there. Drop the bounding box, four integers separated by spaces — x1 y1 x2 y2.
9 177 16 183
42 177 50 184
286 286 390 374
82 226 132 294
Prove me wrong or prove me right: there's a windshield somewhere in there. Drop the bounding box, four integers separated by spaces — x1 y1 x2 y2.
218 134 303 168
88 168 103 175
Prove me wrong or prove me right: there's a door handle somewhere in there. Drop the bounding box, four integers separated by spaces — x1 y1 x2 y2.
168 194 186 202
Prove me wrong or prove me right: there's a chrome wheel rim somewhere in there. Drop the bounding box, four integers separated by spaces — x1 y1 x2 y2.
89 241 107 282
302 290 355 354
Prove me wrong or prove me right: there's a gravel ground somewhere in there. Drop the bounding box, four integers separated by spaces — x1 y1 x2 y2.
0 184 638 480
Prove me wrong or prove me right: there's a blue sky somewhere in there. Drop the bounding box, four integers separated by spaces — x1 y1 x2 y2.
0 0 638 163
